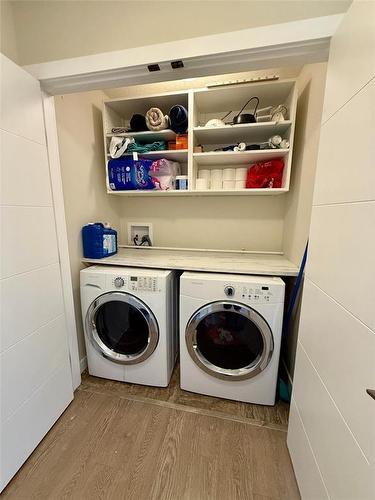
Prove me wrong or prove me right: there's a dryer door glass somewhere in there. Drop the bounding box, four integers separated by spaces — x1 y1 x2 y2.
196 310 263 369
186 302 274 381
86 292 159 364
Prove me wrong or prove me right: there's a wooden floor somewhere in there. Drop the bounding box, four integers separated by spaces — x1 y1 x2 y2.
3 369 299 500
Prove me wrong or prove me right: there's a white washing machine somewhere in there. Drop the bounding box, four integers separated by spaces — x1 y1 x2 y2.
179 272 285 405
81 266 177 387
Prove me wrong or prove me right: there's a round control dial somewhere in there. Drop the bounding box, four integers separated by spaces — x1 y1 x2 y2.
114 277 125 288
224 285 235 297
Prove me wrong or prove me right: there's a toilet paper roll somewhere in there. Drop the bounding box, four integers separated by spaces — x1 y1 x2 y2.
198 169 211 181
235 167 248 180
196 178 208 191
210 169 223 179
235 179 246 190
210 179 223 190
223 168 235 181
223 180 235 190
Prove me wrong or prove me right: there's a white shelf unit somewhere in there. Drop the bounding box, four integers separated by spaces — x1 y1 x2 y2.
102 80 297 196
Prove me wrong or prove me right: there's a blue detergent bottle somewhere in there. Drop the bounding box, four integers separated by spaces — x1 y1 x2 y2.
82 223 117 259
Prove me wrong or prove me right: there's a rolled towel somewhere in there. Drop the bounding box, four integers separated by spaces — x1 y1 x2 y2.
169 105 188 133
146 107 169 131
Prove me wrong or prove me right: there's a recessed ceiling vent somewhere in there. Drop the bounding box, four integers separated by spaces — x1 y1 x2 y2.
171 60 184 69
147 64 160 72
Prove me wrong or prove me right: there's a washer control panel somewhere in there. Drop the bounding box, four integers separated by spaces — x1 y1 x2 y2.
129 276 158 292
109 275 159 292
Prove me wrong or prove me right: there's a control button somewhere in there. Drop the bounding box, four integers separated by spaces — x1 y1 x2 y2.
224 286 235 297
114 277 125 288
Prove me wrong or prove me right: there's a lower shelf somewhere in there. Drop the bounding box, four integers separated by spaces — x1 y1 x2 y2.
107 188 288 196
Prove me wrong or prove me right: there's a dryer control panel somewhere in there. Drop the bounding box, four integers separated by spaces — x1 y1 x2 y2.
108 275 160 292
240 285 274 304
221 283 278 304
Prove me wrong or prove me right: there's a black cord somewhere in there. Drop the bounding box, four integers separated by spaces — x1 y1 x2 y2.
140 235 152 246
237 96 260 117
133 234 152 246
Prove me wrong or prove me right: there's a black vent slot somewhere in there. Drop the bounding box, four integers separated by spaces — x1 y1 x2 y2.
171 60 184 69
147 64 160 72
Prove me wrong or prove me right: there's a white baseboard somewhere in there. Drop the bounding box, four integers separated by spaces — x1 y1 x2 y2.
80 356 87 373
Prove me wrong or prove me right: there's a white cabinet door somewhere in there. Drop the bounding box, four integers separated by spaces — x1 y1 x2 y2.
0 54 74 491
287 1 375 499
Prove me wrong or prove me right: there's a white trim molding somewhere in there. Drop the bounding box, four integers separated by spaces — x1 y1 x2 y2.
25 15 343 95
43 92 81 390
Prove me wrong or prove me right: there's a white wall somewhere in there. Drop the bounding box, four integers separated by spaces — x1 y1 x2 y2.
54 91 122 362
0 55 73 491
287 1 375 498
4 1 351 65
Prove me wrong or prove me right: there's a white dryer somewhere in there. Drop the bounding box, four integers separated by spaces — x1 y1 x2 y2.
179 272 285 405
81 266 177 387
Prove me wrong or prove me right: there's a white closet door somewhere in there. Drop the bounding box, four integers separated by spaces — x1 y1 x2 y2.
287 1 375 499
0 54 74 491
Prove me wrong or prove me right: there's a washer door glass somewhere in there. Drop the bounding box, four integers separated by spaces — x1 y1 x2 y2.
186 301 273 381
86 292 159 364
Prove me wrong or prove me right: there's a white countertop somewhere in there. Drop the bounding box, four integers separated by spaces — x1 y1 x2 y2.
82 248 299 277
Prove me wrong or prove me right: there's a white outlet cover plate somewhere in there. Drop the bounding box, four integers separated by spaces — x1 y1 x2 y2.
127 222 153 246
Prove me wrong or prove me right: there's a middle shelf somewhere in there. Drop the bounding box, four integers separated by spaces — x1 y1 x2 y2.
193 149 289 166
107 149 188 162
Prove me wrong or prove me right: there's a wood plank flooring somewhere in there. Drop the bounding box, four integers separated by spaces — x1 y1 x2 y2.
2 370 299 500
79 366 290 431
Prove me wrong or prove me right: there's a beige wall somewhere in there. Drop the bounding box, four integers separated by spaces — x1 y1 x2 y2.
0 1 19 63
108 66 301 252
55 64 327 364
54 90 121 359
4 0 351 65
119 196 286 251
282 62 327 379
283 62 327 266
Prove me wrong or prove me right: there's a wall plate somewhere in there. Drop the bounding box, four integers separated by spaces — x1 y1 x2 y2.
127 222 153 246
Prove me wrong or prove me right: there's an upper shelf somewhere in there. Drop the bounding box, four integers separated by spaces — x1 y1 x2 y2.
193 121 292 144
106 129 177 142
193 149 289 166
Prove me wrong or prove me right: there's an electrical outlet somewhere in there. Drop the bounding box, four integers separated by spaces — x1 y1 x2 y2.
128 222 153 246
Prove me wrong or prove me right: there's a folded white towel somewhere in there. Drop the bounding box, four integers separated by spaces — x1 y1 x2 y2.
109 136 135 158
146 107 169 131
